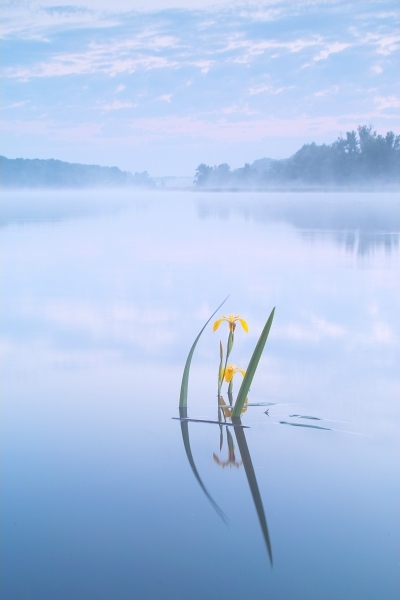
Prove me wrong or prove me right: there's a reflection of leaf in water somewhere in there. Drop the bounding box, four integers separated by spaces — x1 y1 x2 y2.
178 407 228 525
233 418 273 566
290 414 322 420
279 421 331 431
173 417 248 428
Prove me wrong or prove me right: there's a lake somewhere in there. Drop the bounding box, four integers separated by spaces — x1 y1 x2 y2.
1 189 399 600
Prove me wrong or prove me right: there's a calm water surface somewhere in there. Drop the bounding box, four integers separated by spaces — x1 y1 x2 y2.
1 190 399 600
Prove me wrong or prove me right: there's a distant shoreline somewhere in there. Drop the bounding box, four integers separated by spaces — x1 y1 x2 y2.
2 185 399 193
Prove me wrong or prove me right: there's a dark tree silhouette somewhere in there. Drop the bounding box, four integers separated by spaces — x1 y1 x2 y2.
194 125 400 188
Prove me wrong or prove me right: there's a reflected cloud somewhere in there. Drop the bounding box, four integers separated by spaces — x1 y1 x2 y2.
0 191 129 227
274 317 346 343
13 299 178 351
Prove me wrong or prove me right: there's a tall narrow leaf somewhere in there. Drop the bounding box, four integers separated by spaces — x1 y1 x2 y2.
231 307 275 418
179 296 229 408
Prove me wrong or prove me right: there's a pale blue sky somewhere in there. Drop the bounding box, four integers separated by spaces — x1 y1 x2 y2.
1 0 399 175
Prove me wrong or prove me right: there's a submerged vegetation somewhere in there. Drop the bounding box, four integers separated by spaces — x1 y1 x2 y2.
194 125 400 188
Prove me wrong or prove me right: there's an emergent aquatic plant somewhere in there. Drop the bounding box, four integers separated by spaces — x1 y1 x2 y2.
176 303 275 565
179 301 275 422
214 308 275 419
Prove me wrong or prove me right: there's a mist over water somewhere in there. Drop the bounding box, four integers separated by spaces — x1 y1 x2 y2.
1 189 399 600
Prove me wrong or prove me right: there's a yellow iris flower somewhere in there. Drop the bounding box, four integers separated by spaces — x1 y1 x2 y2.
222 364 246 383
213 314 249 333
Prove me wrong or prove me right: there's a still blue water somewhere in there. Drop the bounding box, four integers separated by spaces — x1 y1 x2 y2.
1 190 399 600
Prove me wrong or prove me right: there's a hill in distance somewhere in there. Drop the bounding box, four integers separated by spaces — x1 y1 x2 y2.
0 156 154 189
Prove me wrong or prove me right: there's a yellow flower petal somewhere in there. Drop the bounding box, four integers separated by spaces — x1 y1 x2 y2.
238 318 249 332
224 364 236 383
239 369 246 377
213 318 224 332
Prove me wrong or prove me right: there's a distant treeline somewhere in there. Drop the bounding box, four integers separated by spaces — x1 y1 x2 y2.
194 126 400 188
0 156 154 188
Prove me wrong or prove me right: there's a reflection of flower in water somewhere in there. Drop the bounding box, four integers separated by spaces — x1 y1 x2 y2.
213 314 249 333
219 396 248 418
213 429 243 469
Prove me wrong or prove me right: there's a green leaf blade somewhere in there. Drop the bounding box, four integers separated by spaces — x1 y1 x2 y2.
231 307 275 418
179 296 229 408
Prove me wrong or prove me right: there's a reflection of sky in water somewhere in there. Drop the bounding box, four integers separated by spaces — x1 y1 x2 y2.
1 190 399 599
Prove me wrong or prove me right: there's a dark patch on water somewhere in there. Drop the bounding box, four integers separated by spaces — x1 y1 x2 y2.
279 421 331 431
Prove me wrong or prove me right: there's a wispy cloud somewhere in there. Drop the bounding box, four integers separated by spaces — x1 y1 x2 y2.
190 60 213 73
0 4 122 40
249 84 293 95
96 100 136 110
314 85 339 98
6 48 178 80
350 29 400 55
2 100 30 109
220 103 258 115
122 114 365 143
313 42 350 61
0 118 103 141
4 30 180 79
221 35 322 64
371 33 400 55
374 95 400 110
